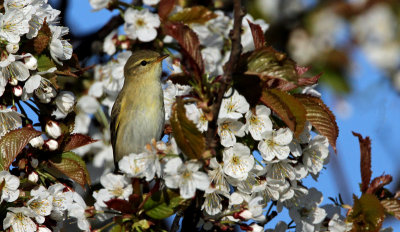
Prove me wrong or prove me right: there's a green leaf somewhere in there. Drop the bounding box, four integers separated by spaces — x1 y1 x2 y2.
0 127 42 171
109 224 124 232
170 98 206 159
144 190 185 220
45 152 91 188
295 94 339 152
260 89 306 138
169 6 217 24
37 54 56 72
381 198 400 220
349 194 385 232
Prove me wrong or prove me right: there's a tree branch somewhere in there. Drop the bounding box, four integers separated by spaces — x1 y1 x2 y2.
205 0 245 151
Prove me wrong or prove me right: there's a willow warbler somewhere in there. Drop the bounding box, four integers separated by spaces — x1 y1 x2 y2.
110 50 167 168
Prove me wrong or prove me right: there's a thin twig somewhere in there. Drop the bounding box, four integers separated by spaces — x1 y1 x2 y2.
205 0 245 152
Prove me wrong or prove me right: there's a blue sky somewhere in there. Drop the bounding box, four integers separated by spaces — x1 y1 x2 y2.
50 0 400 229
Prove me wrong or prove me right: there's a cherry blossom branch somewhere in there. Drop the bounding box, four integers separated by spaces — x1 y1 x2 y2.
205 0 245 152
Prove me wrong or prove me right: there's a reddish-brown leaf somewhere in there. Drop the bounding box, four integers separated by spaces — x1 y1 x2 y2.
366 175 392 194
260 89 306 138
0 127 42 171
46 152 91 188
352 131 372 193
170 98 205 160
169 6 217 24
163 22 204 77
105 199 134 214
247 20 265 50
62 134 97 152
381 198 400 220
158 0 176 20
295 94 339 152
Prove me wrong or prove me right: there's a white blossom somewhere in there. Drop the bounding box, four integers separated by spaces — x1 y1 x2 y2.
103 29 118 55
0 106 23 137
185 104 208 132
124 8 160 42
302 135 329 176
69 192 90 231
27 186 53 224
217 118 245 147
219 89 249 120
48 183 73 221
0 171 20 203
53 91 76 118
163 80 192 121
258 128 293 161
208 158 230 193
119 151 161 181
164 158 210 199
222 143 254 180
0 9 29 43
245 105 273 141
28 172 39 183
49 26 72 65
3 207 37 232
289 188 327 231
93 173 133 209
201 188 224 215
23 54 37 70
0 54 30 95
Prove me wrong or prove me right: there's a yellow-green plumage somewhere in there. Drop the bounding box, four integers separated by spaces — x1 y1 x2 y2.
110 50 166 168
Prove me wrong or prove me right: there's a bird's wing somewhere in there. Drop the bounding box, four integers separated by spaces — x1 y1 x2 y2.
110 95 122 162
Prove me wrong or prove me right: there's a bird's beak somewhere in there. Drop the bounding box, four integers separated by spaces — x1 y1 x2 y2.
155 54 169 63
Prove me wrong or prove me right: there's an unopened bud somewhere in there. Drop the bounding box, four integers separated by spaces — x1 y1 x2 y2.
38 226 52 232
11 105 17 111
6 43 19 53
237 210 253 220
30 136 44 148
9 77 18 86
13 86 23 97
45 139 58 151
28 172 39 183
45 121 62 139
24 54 38 70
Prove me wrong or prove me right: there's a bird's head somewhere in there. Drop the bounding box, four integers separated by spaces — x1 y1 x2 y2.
123 50 168 81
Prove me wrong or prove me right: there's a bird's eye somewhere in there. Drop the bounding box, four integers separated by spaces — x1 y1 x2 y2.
140 60 148 66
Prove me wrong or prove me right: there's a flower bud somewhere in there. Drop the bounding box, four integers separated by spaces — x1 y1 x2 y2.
237 210 253 220
248 223 264 232
45 121 62 139
9 77 18 86
55 91 76 115
11 105 17 111
30 158 39 168
38 226 52 232
28 172 39 183
12 86 23 97
6 43 19 53
24 54 38 70
45 139 58 151
30 136 44 148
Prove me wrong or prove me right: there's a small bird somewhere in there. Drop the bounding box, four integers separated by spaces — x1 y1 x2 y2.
110 50 167 169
